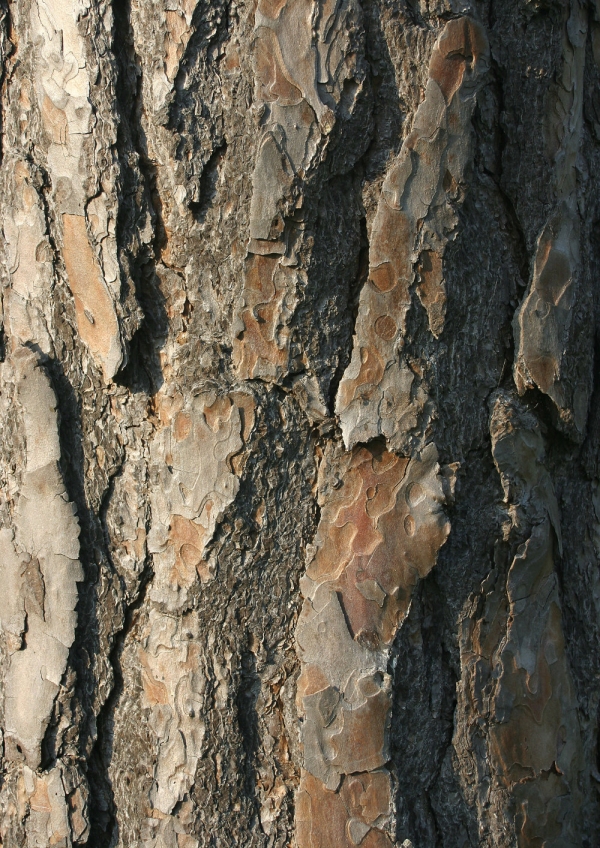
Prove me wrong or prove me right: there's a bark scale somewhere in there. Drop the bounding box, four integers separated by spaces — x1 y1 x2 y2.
0 1 600 847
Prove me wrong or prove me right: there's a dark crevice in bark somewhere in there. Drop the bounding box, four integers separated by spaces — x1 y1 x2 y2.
189 141 228 222
182 391 313 844
27 157 130 807
116 252 168 395
481 59 531 292
75 3 166 841
328 210 369 416
582 329 600 480
361 0 406 180
304 1 404 417
42 355 107 768
236 648 262 814
166 0 230 218
468 61 531 415
292 176 363 414
429 642 466 840
0 0 14 166
400 0 427 29
579 204 600 473
112 0 167 396
87 560 154 848
167 0 231 132
88 425 155 842
389 577 465 848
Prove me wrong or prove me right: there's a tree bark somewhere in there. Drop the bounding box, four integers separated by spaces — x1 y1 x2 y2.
1 0 599 846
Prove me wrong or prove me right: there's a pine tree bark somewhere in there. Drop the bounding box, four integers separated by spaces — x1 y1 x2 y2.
1 1 600 846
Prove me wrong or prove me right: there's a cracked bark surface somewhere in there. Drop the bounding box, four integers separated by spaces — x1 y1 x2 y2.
1 1 600 847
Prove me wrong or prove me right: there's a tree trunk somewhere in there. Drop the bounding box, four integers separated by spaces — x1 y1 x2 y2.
1 0 599 846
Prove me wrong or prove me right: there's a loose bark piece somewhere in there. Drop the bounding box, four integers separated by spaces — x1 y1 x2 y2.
296 441 453 844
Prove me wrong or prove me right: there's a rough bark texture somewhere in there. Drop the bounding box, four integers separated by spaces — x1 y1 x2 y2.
1 1 600 846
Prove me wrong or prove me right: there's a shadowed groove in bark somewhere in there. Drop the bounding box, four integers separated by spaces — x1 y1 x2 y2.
327 211 369 414
167 0 231 134
42 357 115 768
87 559 154 847
0 0 13 166
112 0 167 396
189 141 229 223
236 647 262 815
75 2 166 842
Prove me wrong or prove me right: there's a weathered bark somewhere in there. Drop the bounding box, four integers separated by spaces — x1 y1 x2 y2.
1 1 600 846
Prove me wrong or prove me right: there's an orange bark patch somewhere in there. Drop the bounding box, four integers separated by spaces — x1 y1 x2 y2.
203 394 237 434
330 687 390 774
164 11 189 80
257 0 287 18
297 664 331 708
233 254 291 379
430 17 488 102
140 654 170 707
154 390 184 427
369 205 413 289
335 346 386 413
255 26 303 106
168 514 209 587
173 412 192 442
29 779 52 814
41 95 67 145
307 444 450 647
62 214 121 379
345 771 391 825
417 250 446 337
527 356 558 395
369 263 396 294
296 771 393 848
374 315 397 341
